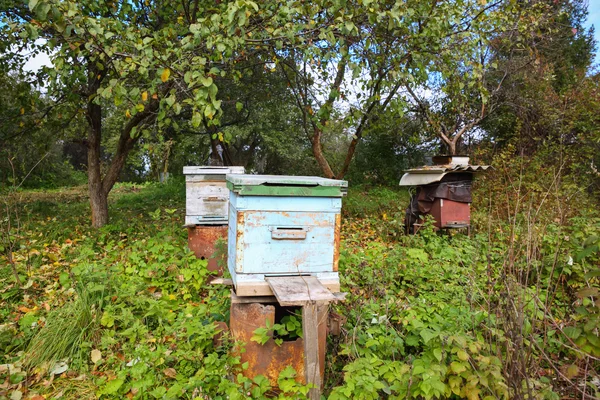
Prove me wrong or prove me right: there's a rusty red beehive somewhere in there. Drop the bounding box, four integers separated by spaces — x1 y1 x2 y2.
187 225 227 275
400 156 491 232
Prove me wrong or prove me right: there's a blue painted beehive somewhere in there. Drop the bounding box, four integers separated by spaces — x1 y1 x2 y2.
226 175 348 296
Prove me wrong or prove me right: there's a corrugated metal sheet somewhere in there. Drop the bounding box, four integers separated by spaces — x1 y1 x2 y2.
399 165 492 186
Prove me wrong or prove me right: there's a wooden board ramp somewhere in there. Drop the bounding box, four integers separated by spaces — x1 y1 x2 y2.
266 276 337 400
265 276 337 306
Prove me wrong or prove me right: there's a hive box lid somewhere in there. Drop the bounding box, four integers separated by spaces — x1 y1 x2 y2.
226 174 348 197
183 166 245 175
399 165 492 186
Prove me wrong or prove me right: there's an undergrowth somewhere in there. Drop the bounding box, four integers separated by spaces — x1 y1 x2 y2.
0 168 599 399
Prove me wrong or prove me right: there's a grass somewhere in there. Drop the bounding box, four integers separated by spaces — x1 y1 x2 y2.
23 284 105 373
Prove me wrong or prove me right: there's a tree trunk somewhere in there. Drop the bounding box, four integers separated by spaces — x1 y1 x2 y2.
86 66 108 228
89 182 109 228
311 128 336 179
336 137 359 179
448 139 457 155
87 98 109 227
87 118 109 228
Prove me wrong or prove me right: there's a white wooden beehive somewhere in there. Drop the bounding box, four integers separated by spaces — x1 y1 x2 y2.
183 166 245 225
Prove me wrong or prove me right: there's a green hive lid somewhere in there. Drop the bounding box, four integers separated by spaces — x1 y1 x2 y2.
226 174 348 197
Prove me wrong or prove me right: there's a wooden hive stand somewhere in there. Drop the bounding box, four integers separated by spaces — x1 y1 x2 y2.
220 276 345 399
265 276 344 400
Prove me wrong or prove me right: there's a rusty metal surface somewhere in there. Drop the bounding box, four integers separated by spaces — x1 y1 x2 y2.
327 311 347 336
187 225 228 276
213 321 229 348
430 198 470 228
230 302 326 388
333 213 341 272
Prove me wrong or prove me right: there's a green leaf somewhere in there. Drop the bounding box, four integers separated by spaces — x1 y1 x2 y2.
191 111 202 128
173 102 182 115
584 269 600 279
576 244 598 262
28 0 39 11
450 361 467 374
166 383 183 398
563 326 581 340
577 287 599 298
101 378 124 395
419 328 437 344
165 95 175 107
204 104 216 119
59 272 70 287
100 311 115 328
432 347 442 362
457 350 469 361
18 313 37 330
200 76 213 87
236 102 243 112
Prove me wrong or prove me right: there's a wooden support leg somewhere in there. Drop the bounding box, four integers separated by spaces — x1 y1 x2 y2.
302 302 327 400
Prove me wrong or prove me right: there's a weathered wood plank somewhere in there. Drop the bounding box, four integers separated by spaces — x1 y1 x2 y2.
210 278 233 286
234 274 340 297
230 290 278 304
265 276 337 306
302 303 327 400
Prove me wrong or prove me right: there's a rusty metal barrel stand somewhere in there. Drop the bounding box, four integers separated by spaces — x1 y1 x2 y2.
183 166 244 276
225 175 348 398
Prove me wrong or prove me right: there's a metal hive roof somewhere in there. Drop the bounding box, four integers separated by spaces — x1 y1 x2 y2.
183 166 245 175
399 164 492 186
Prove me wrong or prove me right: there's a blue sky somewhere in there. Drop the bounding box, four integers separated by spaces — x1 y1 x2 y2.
587 0 600 65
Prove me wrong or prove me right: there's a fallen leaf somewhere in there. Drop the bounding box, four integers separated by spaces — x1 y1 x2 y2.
565 364 579 378
163 368 177 379
91 349 102 364
9 389 22 400
49 361 68 376
161 68 170 83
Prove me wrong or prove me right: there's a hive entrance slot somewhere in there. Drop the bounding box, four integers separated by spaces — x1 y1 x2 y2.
262 182 318 187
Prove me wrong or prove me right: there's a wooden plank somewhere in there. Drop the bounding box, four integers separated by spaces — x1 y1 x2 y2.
265 276 337 306
230 290 278 304
302 303 327 399
234 278 341 297
210 278 233 286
